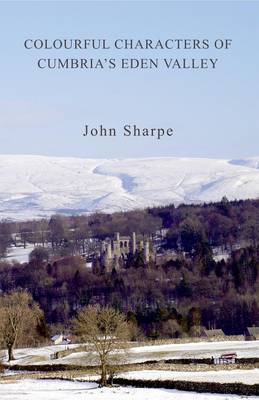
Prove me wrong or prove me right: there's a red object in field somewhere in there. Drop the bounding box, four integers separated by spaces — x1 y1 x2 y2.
220 352 237 359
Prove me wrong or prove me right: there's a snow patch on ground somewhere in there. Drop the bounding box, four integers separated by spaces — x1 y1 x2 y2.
5 245 35 263
128 340 259 360
2 340 259 366
119 369 259 384
0 379 258 400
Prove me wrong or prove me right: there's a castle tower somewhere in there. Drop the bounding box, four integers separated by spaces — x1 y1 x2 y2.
139 240 144 251
107 241 112 259
101 241 106 253
114 255 120 271
144 241 150 263
131 232 136 254
113 241 120 257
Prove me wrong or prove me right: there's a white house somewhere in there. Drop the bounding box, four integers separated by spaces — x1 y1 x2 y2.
51 334 64 345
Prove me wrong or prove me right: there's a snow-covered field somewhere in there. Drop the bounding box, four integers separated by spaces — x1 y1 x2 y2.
1 340 259 366
5 244 35 263
0 379 258 400
0 343 81 365
119 369 259 384
128 340 259 361
1 341 259 398
1 155 259 220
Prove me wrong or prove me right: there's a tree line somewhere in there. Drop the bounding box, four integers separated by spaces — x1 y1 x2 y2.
0 245 259 338
0 197 259 340
1 197 259 256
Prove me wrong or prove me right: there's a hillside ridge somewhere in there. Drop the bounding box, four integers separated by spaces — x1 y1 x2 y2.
0 154 259 220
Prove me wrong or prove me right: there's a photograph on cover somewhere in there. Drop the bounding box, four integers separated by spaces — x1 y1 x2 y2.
0 0 259 398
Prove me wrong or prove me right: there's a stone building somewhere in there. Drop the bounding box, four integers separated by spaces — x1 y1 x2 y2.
99 232 151 272
245 326 259 340
203 328 226 340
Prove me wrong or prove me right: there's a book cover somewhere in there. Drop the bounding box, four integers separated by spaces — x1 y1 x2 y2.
0 0 259 396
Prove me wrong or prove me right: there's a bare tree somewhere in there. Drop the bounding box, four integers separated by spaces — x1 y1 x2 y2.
0 290 43 361
29 246 49 264
74 305 130 386
0 221 12 258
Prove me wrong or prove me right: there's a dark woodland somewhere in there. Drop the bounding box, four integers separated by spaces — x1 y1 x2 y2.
0 196 259 339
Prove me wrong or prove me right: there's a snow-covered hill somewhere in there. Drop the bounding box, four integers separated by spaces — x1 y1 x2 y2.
0 154 259 220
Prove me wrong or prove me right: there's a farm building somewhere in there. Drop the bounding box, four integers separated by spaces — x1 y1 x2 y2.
51 334 71 345
51 334 64 345
245 326 259 340
203 329 225 339
189 326 226 339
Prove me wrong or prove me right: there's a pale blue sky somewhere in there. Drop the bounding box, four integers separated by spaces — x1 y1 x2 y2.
0 0 258 159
